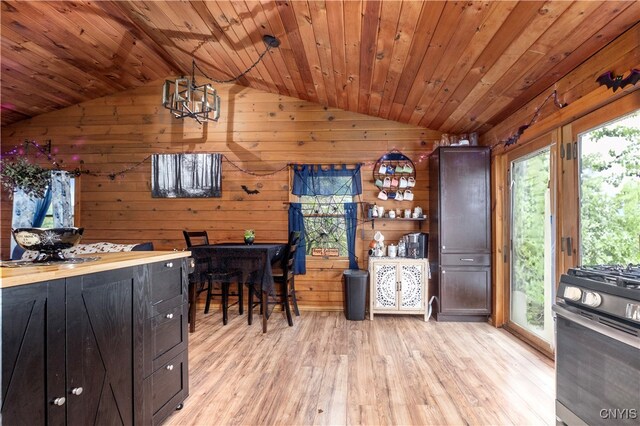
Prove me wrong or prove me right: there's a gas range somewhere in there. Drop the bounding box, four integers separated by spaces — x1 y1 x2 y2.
554 265 640 426
557 264 640 325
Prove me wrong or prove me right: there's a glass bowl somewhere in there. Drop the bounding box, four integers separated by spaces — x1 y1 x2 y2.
12 227 84 262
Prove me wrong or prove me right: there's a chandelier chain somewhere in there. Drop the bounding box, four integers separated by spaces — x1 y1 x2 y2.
192 44 273 84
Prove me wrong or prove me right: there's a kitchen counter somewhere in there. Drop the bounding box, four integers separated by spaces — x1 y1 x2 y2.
0 251 191 288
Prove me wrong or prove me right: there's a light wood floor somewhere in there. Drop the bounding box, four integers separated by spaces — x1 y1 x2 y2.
165 305 555 426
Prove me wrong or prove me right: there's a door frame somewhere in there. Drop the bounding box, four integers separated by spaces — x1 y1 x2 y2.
502 132 558 356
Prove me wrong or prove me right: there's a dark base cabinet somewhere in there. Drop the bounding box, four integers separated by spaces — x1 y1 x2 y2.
1 257 189 425
1 280 66 426
437 266 491 322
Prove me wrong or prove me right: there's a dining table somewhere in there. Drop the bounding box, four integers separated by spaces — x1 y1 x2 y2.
188 242 286 331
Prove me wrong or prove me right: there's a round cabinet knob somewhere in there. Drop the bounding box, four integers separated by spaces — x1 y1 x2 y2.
53 397 66 406
166 364 174 371
165 262 174 268
166 313 174 319
71 387 83 396
582 291 602 308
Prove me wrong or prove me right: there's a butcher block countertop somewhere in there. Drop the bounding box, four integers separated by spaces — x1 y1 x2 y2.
0 251 191 288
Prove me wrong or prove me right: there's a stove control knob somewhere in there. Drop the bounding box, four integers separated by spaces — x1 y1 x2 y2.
563 286 582 301
626 303 640 322
582 291 602 307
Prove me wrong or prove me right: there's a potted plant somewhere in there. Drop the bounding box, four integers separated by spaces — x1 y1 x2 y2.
244 229 255 245
0 157 50 198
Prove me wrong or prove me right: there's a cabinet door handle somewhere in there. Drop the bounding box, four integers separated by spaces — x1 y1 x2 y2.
166 313 174 319
53 397 66 406
165 262 174 268
71 387 83 396
166 364 174 371
460 258 475 262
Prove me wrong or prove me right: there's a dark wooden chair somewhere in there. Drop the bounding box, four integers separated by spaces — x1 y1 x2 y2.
183 230 243 329
248 231 300 333
272 231 301 316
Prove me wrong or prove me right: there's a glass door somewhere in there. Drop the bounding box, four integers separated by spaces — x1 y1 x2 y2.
578 111 640 265
509 147 555 346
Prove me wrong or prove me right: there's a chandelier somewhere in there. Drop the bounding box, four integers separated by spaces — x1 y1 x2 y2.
162 35 281 124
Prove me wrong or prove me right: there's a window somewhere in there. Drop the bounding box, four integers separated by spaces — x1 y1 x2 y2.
299 194 351 257
579 111 640 264
289 164 362 273
41 177 75 228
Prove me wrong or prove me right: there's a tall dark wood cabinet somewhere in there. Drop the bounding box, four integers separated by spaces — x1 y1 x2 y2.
1 256 189 425
428 146 491 321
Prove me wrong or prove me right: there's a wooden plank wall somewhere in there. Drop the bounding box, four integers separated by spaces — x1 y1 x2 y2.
0 81 441 310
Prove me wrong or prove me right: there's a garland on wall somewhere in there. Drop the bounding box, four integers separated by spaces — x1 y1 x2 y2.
498 90 568 149
0 140 290 188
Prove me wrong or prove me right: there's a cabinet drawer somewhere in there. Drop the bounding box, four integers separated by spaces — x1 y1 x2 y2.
144 303 188 378
143 351 189 425
440 253 490 266
148 260 186 317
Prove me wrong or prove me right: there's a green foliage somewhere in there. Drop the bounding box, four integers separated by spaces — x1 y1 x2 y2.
512 150 550 328
244 229 255 238
0 157 50 198
581 114 640 265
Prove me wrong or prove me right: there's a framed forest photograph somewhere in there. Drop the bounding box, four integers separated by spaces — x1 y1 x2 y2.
152 153 222 198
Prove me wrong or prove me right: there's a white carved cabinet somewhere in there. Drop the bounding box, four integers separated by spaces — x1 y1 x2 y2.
368 258 429 321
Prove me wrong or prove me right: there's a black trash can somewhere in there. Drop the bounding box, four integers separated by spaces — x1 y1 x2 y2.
343 269 368 320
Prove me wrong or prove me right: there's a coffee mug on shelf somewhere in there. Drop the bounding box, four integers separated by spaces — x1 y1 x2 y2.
395 191 404 201
407 177 416 187
377 190 388 201
378 163 388 174
404 209 412 218
399 177 408 189
404 163 414 174
391 177 399 187
375 178 384 188
395 164 404 174
382 177 391 188
404 189 414 201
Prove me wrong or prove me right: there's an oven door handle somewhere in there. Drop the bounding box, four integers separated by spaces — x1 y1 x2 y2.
553 304 640 350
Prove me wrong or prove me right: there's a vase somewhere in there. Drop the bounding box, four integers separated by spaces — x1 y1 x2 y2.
244 236 255 245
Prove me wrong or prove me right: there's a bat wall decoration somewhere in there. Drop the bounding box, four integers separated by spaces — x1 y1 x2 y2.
596 69 640 92
241 185 260 194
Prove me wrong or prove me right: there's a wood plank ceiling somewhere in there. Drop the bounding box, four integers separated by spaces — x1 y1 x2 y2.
1 1 639 133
